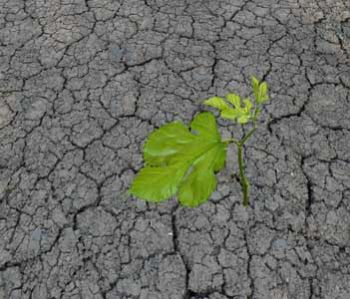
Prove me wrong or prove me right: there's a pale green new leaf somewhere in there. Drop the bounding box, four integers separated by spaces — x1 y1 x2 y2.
251 76 260 101
238 114 250 124
243 98 253 113
203 96 230 111
220 97 253 124
257 82 268 104
220 108 240 121
252 76 269 104
130 112 227 207
225 93 241 108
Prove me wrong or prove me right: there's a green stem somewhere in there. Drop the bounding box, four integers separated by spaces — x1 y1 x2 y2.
227 122 257 206
241 125 256 144
237 144 250 206
222 137 240 145
237 122 257 206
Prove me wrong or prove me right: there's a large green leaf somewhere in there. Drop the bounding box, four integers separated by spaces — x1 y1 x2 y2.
144 122 196 166
129 163 188 202
190 111 221 141
129 112 227 207
178 143 226 207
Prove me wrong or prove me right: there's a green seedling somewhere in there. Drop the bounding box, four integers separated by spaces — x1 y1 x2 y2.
129 76 269 207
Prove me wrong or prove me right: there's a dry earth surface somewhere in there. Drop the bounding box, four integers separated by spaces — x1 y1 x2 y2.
1 0 350 298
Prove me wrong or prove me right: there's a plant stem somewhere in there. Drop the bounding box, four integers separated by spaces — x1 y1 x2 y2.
237 123 256 206
237 144 250 206
227 123 257 206
241 125 256 144
222 137 240 145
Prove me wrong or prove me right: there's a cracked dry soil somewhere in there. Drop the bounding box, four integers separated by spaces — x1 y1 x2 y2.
0 0 350 298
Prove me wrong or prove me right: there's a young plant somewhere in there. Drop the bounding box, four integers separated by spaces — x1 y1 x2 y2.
129 76 269 207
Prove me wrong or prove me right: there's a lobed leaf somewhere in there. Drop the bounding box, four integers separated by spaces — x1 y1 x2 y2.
144 122 195 166
190 111 221 141
129 163 188 202
129 112 227 207
178 145 225 207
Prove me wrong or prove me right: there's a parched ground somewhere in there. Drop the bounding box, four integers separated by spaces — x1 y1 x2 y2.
0 0 350 298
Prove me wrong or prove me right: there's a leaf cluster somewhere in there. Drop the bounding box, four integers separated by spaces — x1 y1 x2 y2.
203 76 268 124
